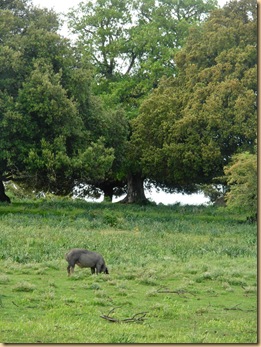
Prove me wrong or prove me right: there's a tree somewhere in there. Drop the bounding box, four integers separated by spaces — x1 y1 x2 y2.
88 108 129 201
15 62 115 194
224 151 257 221
68 0 217 203
131 0 257 195
0 0 115 201
0 180 11 203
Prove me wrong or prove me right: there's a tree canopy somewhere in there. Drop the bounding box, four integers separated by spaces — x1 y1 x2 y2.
67 0 218 202
68 0 217 117
0 0 257 207
0 0 117 198
131 0 257 194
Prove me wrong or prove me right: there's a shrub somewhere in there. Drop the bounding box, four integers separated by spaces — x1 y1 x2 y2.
224 151 257 221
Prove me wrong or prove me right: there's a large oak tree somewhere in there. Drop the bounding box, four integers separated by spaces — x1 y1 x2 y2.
0 0 116 201
131 0 257 195
68 0 217 202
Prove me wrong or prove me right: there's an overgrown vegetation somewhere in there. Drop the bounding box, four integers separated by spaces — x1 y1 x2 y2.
0 0 257 204
224 151 257 221
0 198 257 343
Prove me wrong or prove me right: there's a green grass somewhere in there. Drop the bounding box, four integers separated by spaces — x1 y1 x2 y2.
0 198 257 343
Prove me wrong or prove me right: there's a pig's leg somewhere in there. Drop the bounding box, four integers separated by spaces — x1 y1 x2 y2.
67 264 74 276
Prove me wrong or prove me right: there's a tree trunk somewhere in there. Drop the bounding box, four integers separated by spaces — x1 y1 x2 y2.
120 173 147 204
96 179 127 202
102 184 114 202
0 180 11 203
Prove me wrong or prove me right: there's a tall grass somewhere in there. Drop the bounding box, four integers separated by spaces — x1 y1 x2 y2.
0 198 257 343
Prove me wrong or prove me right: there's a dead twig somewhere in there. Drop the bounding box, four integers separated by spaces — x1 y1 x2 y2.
100 307 148 323
224 303 254 312
121 312 148 322
156 287 195 297
224 303 243 311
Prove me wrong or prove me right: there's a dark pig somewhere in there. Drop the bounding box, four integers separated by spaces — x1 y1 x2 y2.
65 248 109 276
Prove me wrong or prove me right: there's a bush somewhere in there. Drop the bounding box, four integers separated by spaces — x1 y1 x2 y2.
224 152 257 221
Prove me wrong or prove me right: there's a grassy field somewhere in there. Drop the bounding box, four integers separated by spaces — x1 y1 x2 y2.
0 198 257 343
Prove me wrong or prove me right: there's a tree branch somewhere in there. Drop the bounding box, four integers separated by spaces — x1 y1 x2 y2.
223 303 254 312
125 52 137 75
100 307 148 323
156 286 195 297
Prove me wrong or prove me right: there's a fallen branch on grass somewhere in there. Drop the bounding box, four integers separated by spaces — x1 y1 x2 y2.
224 303 255 312
156 287 195 297
100 307 148 323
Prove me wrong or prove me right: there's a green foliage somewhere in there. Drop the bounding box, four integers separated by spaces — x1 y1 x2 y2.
0 0 257 205
17 62 82 139
224 151 257 220
132 0 257 192
0 199 257 343
0 0 117 196
66 0 218 201
74 137 115 182
68 0 217 116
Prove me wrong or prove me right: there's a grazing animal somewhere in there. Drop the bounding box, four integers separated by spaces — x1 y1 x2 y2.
65 248 109 276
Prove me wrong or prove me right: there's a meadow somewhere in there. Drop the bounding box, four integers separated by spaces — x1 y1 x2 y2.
0 198 257 343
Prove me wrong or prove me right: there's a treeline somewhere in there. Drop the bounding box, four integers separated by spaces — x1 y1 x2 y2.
0 0 257 218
